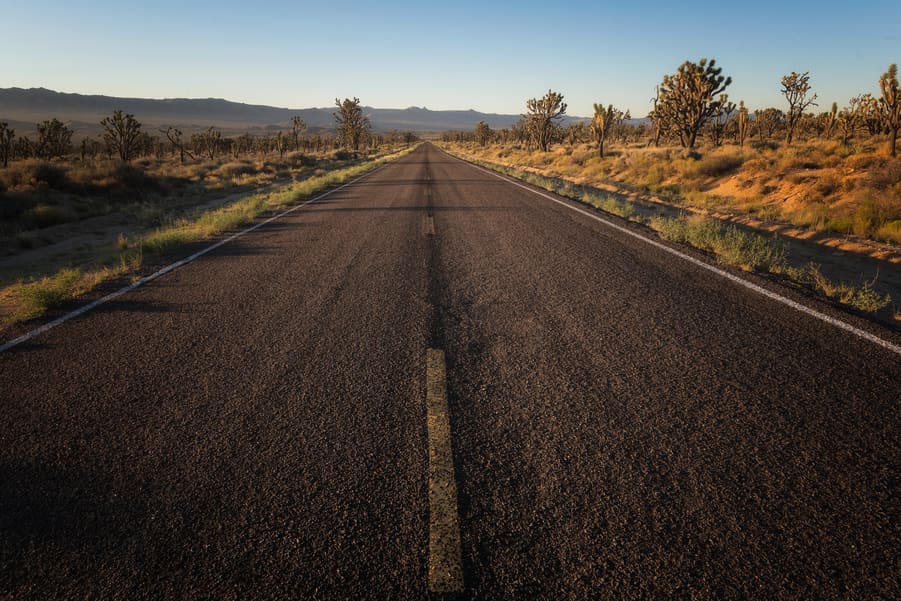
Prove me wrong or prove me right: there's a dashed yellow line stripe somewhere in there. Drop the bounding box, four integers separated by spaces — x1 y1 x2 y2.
426 348 464 592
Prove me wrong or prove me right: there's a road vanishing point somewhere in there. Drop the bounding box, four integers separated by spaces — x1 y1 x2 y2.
1 143 898 599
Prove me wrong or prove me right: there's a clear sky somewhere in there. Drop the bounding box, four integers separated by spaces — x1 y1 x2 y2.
4 0 899 118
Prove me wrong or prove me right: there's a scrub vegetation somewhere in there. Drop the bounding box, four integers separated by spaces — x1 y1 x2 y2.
0 106 418 327
438 60 900 320
444 151 893 317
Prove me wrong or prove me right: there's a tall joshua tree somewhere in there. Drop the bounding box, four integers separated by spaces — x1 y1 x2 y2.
878 64 900 157
0 122 14 168
100 110 143 161
590 103 627 157
291 116 306 151
334 98 370 151
736 101 749 148
781 71 818 144
474 121 492 146
36 118 73 160
654 58 732 149
525 90 566 152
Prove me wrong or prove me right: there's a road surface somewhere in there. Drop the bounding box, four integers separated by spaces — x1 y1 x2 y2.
1 143 898 599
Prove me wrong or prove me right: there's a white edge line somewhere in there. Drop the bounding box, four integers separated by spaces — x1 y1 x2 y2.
446 151 901 357
0 163 390 353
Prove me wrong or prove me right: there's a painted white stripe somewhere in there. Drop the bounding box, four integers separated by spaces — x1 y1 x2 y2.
448 152 901 357
0 165 389 353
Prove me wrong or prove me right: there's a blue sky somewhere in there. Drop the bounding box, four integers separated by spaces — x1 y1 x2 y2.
4 0 899 117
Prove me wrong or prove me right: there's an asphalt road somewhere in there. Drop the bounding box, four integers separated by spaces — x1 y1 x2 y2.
1 143 898 599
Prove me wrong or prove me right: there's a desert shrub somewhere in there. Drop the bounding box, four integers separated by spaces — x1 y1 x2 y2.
751 139 779 151
716 226 786 271
111 164 164 195
1 160 68 190
850 282 892 313
287 152 317 167
814 172 841 197
643 163 668 187
687 153 745 178
215 161 257 179
875 220 901 244
66 162 165 196
845 154 884 171
16 268 83 319
777 147 823 171
650 215 690 242
741 157 771 175
651 215 785 271
16 232 37 249
0 194 35 222
852 199 879 237
20 204 77 229
806 263 892 313
789 202 830 230
866 159 901 189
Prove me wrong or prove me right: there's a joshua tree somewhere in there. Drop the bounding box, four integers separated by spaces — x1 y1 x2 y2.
653 58 732 149
856 93 882 135
837 97 863 146
781 71 818 144
36 118 73 160
824 102 838 138
736 101 749 148
291 116 306 151
754 108 785 142
100 110 143 161
191 127 222 160
474 120 492 146
524 90 566 152
590 103 627 157
334 97 370 151
649 85 665 146
162 126 193 162
0 122 14 168
878 63 900 157
710 94 736 147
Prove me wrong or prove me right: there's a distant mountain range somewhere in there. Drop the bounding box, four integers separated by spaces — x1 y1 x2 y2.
0 87 588 136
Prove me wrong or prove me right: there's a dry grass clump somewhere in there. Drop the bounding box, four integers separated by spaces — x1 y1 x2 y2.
804 264 892 312
0 160 68 190
650 215 786 272
213 160 258 180
683 152 746 179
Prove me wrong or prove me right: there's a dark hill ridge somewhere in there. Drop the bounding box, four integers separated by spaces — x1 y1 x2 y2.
0 87 588 133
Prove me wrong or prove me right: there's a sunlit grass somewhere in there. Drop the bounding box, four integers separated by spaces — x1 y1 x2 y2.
442 138 901 245
1 145 419 327
450 147 894 316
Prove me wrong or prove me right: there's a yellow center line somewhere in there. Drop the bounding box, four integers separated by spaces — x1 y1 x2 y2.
424 215 436 236
426 348 464 593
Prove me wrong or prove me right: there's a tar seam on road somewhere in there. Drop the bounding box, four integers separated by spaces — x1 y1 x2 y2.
426 348 464 593
0 164 391 353
451 155 901 357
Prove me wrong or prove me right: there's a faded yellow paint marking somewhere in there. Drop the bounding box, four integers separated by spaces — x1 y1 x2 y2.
426 348 464 592
424 215 435 236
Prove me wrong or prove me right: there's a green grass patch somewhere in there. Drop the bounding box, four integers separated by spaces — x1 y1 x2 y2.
649 215 786 272
15 267 84 319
